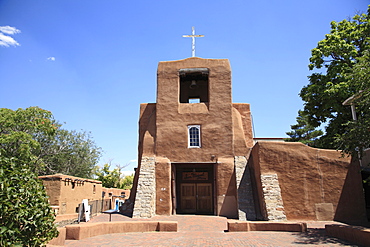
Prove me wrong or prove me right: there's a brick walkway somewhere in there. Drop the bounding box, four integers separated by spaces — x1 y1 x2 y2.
64 214 360 246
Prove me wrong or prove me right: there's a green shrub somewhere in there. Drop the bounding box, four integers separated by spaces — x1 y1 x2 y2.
0 157 58 246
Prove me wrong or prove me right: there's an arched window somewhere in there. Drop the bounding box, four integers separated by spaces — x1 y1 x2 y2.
188 125 201 148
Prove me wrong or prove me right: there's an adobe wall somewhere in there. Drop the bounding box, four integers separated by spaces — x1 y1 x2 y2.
232 103 254 153
155 57 234 162
41 177 61 206
155 157 172 215
138 103 156 158
250 142 367 222
40 174 103 215
216 157 239 218
102 188 130 199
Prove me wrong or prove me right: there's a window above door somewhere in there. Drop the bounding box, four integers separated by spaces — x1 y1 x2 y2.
188 125 201 148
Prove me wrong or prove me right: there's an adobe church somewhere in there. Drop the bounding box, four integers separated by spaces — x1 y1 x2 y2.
129 56 368 223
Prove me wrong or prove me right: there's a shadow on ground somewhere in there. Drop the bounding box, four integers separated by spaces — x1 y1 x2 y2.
293 228 362 246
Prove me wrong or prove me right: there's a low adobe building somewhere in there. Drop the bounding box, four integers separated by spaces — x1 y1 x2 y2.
39 174 103 216
130 57 367 223
39 174 130 221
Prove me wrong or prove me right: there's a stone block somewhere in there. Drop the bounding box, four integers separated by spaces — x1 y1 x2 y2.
315 203 334 221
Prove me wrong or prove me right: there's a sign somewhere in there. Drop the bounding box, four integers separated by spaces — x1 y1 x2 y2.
182 172 208 181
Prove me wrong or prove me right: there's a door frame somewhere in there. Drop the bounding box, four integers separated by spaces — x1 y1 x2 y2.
172 163 216 215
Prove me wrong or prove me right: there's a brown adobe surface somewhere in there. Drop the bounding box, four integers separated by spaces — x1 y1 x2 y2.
251 141 367 223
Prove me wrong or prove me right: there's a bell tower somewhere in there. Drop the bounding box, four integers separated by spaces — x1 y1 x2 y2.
179 68 209 103
132 57 254 218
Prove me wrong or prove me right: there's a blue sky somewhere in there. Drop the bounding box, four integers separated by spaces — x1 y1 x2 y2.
1 0 369 172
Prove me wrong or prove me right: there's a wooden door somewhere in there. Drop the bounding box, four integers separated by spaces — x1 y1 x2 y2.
196 183 212 213
181 183 196 213
180 183 213 214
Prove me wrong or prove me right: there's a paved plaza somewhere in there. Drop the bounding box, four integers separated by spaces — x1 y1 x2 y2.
63 214 361 246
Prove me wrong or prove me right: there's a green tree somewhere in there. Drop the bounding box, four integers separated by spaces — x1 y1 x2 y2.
94 163 133 189
0 107 57 172
285 110 324 145
121 174 134 190
0 107 102 178
291 6 370 149
335 51 370 158
94 163 122 188
40 129 102 178
0 107 58 246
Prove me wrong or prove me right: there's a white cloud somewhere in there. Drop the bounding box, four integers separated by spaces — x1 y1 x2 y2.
0 26 20 47
0 26 21 35
0 33 20 47
47 57 56 61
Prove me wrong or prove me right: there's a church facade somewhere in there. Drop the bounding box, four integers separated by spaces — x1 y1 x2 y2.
130 57 367 223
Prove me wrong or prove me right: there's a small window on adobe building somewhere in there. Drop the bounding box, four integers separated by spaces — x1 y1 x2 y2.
179 68 209 103
188 125 201 148
189 98 200 103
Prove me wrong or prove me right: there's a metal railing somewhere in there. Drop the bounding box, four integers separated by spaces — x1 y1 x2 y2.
77 199 111 217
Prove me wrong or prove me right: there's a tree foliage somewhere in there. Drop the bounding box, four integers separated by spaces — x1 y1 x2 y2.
0 107 56 171
94 163 133 189
121 174 134 190
0 107 102 178
335 51 370 158
0 107 58 246
0 157 59 246
285 110 323 145
0 106 103 245
40 129 102 178
288 6 370 152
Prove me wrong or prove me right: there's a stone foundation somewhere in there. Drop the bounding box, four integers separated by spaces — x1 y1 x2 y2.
235 155 257 220
260 173 286 221
132 157 156 218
